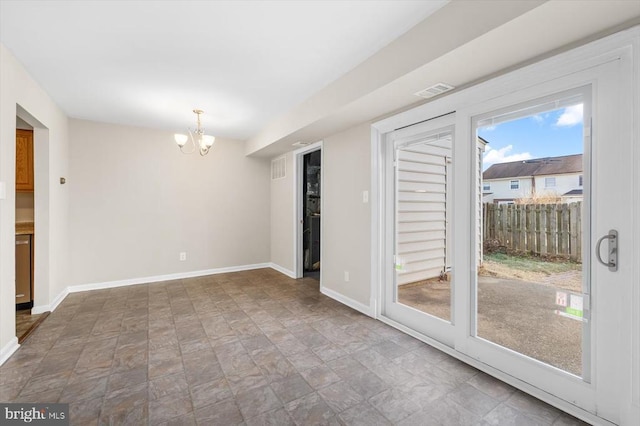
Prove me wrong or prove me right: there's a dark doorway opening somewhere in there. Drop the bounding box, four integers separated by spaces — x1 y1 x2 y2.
302 150 321 279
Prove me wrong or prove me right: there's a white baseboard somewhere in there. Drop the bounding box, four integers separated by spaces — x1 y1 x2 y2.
32 286 69 315
320 286 374 317
269 263 296 279
0 337 19 366
32 262 271 315
68 262 271 293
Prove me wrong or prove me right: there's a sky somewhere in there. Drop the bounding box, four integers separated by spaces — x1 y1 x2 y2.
478 104 583 170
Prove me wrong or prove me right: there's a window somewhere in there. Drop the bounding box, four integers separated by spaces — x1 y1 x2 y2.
579 175 583 186
483 183 490 191
510 180 519 190
545 177 556 187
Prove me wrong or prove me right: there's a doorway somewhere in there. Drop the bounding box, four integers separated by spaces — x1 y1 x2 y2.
14 106 51 344
374 32 636 424
301 149 321 280
14 118 39 341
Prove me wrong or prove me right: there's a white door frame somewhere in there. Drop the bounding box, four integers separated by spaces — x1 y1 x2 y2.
293 141 323 279
370 27 639 425
382 115 457 347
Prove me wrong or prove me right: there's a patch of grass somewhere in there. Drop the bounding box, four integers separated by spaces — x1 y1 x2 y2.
484 252 581 275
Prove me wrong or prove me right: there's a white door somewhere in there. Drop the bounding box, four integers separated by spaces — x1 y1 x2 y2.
383 114 456 347
461 56 632 423
379 38 634 423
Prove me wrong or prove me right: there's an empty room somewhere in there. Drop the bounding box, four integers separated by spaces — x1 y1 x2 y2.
1 1 639 425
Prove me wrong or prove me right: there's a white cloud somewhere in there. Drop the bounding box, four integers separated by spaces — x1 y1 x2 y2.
483 145 532 166
556 104 583 127
531 114 544 124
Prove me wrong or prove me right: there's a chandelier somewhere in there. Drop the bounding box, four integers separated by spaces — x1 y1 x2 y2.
174 109 215 156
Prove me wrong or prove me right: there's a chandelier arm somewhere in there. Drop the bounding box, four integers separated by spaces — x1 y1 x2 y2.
178 130 197 154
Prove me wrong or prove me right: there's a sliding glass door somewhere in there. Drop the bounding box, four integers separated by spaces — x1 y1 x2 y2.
378 41 634 423
383 114 456 347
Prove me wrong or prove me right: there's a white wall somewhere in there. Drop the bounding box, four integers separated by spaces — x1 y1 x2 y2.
486 173 582 202
533 172 582 198
270 152 294 275
68 119 271 286
484 177 534 201
0 43 69 358
322 124 371 307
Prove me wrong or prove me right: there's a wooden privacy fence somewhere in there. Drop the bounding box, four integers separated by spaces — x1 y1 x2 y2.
483 202 582 261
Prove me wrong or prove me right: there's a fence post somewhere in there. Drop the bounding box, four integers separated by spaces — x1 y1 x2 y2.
576 201 582 259
562 204 570 257
540 204 548 255
500 204 513 247
550 204 558 255
526 204 534 254
569 202 579 261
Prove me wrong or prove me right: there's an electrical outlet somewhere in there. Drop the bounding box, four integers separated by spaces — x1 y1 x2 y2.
344 271 350 282
179 252 187 261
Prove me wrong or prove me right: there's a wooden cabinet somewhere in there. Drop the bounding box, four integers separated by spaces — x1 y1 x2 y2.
15 234 32 308
16 129 34 192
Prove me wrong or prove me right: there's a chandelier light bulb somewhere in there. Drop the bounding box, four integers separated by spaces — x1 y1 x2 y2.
174 133 188 147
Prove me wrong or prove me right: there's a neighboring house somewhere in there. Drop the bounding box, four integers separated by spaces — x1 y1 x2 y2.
482 154 583 204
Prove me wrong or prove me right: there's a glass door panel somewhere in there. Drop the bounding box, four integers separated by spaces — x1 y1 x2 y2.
474 91 588 378
382 114 457 347
395 131 453 322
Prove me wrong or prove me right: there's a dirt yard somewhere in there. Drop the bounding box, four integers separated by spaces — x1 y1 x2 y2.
398 256 584 376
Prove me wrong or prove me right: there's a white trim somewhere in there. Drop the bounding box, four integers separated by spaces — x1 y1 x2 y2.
269 263 296 279
68 263 271 293
32 286 68 314
377 314 615 426
370 127 382 319
0 337 19 366
320 286 374 318
31 262 273 317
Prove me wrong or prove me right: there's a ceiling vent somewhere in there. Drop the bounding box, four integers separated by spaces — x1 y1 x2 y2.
292 141 311 148
414 83 455 99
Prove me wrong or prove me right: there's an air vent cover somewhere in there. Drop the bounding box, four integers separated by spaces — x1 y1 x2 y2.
415 83 455 99
271 156 286 180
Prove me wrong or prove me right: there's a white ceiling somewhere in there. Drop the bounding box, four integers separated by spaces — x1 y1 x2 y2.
0 0 448 140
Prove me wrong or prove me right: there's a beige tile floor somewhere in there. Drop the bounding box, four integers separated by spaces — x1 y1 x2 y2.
0 268 588 425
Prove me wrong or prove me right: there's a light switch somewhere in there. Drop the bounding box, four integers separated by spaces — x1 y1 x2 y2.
0 182 5 200
362 190 369 203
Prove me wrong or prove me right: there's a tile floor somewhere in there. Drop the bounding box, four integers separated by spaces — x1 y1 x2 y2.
0 268 588 425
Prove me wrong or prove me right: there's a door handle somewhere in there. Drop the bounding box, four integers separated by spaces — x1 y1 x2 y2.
595 229 617 272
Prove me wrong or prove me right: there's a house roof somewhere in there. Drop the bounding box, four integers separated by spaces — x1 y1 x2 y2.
563 189 583 196
483 154 582 180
